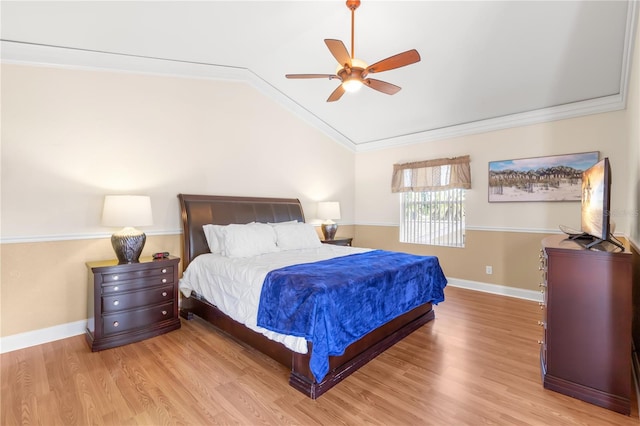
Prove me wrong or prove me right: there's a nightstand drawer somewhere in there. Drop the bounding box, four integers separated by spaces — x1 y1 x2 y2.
102 275 174 294
100 265 174 285
102 285 174 312
103 302 175 335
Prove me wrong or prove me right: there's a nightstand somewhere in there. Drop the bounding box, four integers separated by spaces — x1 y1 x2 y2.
321 237 353 246
86 256 181 351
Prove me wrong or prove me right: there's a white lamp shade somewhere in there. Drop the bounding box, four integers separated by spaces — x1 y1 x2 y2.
317 201 341 220
102 195 153 227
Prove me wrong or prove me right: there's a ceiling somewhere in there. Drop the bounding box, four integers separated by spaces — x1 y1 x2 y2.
1 1 637 151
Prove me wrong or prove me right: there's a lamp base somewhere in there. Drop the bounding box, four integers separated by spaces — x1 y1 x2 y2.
321 223 338 241
111 227 146 264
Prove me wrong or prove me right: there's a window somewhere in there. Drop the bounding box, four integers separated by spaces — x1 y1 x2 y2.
392 156 470 247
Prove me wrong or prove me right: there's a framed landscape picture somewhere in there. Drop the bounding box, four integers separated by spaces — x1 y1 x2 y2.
488 151 599 202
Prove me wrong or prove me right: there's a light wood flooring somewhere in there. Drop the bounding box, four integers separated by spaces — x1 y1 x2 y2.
2 286 638 425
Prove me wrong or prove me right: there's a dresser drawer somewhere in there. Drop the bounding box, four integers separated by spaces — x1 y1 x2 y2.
103 302 175 335
100 265 174 285
102 275 174 294
102 285 174 313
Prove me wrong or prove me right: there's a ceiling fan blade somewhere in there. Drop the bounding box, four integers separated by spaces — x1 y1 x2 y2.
325 39 352 67
327 84 346 102
364 78 401 95
365 49 421 74
285 74 339 80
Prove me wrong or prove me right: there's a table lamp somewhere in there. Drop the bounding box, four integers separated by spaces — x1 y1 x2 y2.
317 201 341 240
102 195 153 264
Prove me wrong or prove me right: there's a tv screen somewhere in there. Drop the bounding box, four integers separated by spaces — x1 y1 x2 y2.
580 157 610 243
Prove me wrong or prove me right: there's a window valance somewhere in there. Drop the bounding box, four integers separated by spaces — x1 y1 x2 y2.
391 155 471 193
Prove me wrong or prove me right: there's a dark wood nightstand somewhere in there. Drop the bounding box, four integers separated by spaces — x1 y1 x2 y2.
86 256 181 351
321 237 353 246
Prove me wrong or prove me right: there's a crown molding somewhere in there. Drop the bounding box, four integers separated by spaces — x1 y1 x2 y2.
356 0 638 152
0 40 357 152
2 0 637 153
355 93 627 152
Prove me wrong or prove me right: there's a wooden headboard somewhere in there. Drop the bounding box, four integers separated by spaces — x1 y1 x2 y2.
177 194 305 270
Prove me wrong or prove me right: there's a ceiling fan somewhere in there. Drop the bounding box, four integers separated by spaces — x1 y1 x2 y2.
285 0 421 102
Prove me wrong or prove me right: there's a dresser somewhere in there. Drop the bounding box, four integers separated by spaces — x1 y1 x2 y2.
86 256 181 351
539 235 632 415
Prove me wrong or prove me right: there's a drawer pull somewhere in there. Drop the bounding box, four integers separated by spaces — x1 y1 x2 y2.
113 300 119 306
113 275 119 281
162 268 167 274
162 310 168 316
113 286 119 291
162 291 168 297
113 321 119 327
537 340 544 345
537 320 545 326
162 278 167 283
538 302 544 309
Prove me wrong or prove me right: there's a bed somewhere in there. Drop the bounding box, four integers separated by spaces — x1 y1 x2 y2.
177 194 446 398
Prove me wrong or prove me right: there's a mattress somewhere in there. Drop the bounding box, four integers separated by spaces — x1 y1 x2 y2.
178 244 371 353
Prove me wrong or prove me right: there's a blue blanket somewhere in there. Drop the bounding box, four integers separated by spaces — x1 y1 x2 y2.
256 250 447 382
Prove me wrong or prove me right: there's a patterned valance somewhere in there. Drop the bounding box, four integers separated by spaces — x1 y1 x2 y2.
391 155 471 192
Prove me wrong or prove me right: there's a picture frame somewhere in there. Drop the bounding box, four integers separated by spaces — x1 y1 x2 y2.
488 151 599 202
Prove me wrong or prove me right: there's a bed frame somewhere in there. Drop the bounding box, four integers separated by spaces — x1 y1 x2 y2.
178 194 435 398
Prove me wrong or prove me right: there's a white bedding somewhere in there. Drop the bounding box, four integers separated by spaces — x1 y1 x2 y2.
179 244 371 354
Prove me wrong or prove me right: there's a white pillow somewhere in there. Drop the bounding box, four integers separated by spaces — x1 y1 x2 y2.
203 224 227 254
274 222 322 250
223 223 279 258
268 220 298 226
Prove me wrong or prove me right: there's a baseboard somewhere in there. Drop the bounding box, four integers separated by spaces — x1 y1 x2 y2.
0 279 540 353
0 320 86 354
447 278 544 302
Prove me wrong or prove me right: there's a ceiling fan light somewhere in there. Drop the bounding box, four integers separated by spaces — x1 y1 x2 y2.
350 58 368 69
342 78 363 92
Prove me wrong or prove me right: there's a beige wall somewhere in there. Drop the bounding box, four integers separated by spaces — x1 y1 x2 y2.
1 235 181 336
0 64 356 337
353 227 550 291
627 4 640 246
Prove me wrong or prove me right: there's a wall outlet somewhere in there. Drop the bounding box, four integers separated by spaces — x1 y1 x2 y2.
485 265 493 275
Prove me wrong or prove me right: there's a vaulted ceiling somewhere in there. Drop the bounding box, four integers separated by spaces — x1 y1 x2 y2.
1 1 636 151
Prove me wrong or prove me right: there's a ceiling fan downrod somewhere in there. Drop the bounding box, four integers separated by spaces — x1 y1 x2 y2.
346 0 361 59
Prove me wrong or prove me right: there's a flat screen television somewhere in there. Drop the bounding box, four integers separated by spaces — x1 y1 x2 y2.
578 157 623 250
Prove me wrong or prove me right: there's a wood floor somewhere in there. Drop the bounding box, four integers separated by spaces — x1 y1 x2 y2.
2 286 638 425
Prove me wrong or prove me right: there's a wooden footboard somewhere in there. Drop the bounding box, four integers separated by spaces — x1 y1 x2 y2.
180 293 434 398
289 303 434 398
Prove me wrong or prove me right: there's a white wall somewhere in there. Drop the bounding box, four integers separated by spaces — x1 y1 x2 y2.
1 64 355 241
355 111 630 235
